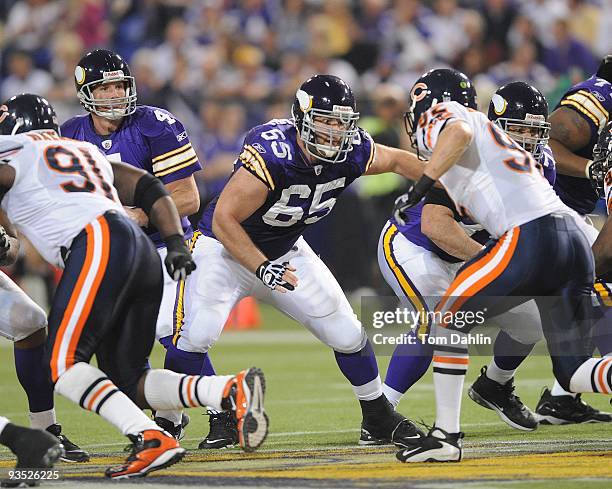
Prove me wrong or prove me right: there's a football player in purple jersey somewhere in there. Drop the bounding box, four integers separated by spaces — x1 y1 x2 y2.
173 74 430 449
61 49 209 439
541 55 612 423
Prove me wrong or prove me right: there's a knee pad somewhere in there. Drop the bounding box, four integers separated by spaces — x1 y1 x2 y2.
177 309 226 353
11 301 47 341
311 307 367 354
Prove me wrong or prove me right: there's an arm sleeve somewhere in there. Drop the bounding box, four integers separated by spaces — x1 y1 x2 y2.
559 89 609 139
353 129 376 175
234 130 279 191
424 186 461 220
145 109 202 183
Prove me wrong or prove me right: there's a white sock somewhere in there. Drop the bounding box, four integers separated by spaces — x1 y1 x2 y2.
29 409 57 430
486 360 515 385
0 416 9 435
382 383 403 409
431 325 469 434
144 369 233 412
551 380 577 397
154 409 183 426
352 375 383 401
54 362 159 436
570 357 612 393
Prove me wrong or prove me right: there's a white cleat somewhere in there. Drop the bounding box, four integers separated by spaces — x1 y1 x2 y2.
396 427 463 463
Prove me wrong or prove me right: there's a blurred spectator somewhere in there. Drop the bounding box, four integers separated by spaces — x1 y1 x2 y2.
486 41 555 94
481 0 517 65
566 0 600 50
522 0 568 48
1 50 52 101
65 0 109 49
384 0 433 74
507 15 545 61
129 47 167 108
4 0 64 62
275 0 309 53
542 18 598 75
421 0 472 65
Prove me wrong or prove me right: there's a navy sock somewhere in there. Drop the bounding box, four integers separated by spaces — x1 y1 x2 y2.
593 307 612 355
334 340 379 387
164 342 210 376
14 344 54 413
384 332 433 394
200 353 216 376
492 330 535 371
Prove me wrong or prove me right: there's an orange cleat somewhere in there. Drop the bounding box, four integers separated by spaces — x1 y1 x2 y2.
105 429 186 479
221 367 268 452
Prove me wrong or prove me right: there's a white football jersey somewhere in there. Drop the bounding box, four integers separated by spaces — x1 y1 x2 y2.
0 131 124 267
416 101 574 238
605 169 611 215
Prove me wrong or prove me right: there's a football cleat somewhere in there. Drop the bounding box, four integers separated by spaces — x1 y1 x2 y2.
396 427 463 463
359 398 425 448
535 387 612 424
154 413 190 440
46 424 90 463
468 366 538 431
1 425 64 488
221 367 268 452
105 429 185 479
198 410 238 449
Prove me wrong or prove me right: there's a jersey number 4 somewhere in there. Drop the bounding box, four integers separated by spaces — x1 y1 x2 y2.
263 178 346 227
44 146 115 201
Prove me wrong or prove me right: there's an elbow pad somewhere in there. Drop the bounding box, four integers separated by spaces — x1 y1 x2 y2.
134 173 169 214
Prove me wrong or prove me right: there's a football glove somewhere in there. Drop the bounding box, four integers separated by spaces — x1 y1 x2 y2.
256 260 295 291
0 226 10 262
392 175 436 225
164 235 196 281
586 159 606 197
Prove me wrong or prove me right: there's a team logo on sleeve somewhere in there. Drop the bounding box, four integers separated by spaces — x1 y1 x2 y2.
252 143 266 154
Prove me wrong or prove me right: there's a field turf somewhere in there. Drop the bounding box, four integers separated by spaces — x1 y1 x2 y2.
0 304 610 488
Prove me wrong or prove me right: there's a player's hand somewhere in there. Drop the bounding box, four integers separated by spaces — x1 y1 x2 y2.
256 260 298 293
0 226 10 261
164 235 196 281
393 175 437 225
586 158 606 196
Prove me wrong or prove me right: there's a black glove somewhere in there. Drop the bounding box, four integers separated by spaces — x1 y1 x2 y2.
586 158 606 197
164 234 196 281
392 175 436 225
256 260 295 291
0 226 10 262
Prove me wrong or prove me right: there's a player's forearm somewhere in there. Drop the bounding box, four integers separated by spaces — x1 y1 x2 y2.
593 217 612 276
168 184 200 217
421 212 482 261
424 122 472 180
388 147 424 180
549 139 590 178
212 213 268 274
148 196 184 240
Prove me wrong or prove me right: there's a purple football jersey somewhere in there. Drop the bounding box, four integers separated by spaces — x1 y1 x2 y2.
61 105 202 246
199 118 375 260
553 76 611 214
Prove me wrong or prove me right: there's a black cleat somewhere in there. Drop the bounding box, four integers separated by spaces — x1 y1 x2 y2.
154 413 190 440
535 387 612 425
198 410 238 449
46 424 89 463
468 366 538 431
359 397 425 448
1 424 64 488
396 426 463 463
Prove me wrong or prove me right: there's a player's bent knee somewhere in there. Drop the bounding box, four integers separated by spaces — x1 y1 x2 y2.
178 314 226 353
328 324 368 354
12 303 47 341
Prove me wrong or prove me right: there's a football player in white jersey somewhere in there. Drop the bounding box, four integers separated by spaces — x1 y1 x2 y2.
0 211 88 462
0 94 268 479
393 69 611 463
380 82 559 432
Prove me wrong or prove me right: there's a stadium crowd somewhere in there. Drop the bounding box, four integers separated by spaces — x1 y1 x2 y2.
0 0 610 305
